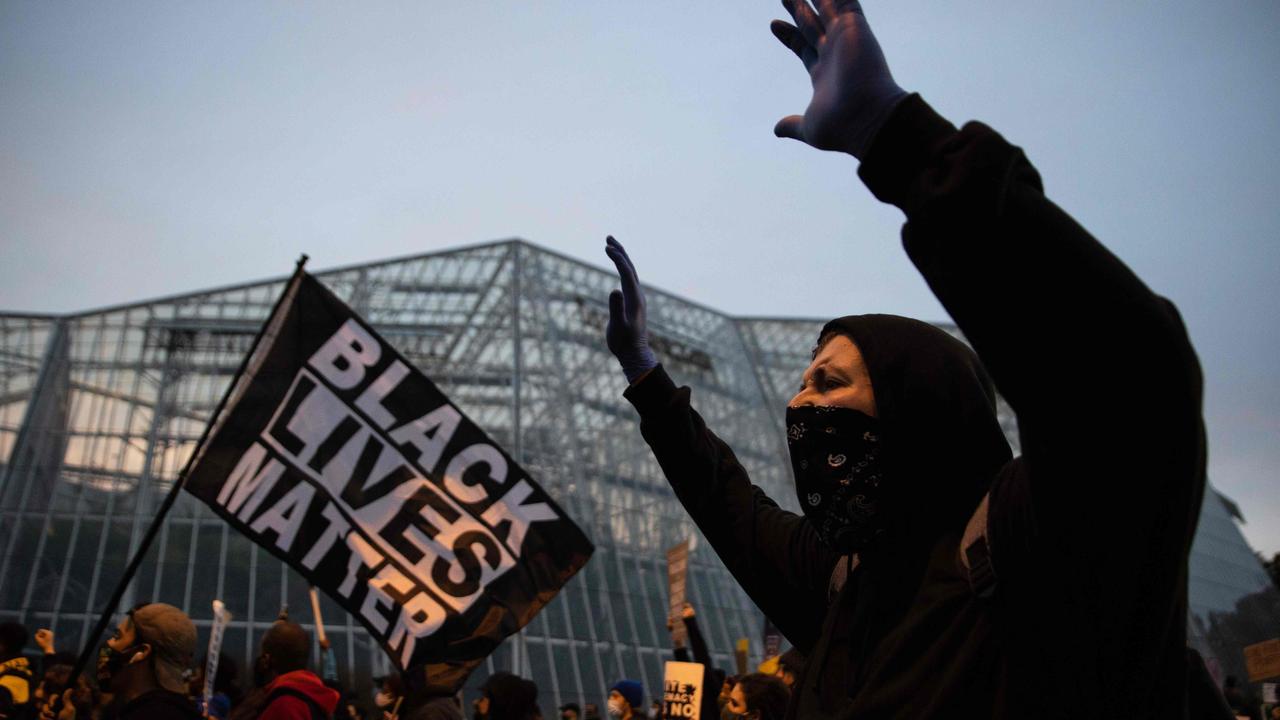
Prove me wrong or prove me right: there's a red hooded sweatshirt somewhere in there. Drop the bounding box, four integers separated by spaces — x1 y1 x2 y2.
258 670 340 720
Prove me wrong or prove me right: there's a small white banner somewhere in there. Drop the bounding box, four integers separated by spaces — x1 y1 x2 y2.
202 600 233 712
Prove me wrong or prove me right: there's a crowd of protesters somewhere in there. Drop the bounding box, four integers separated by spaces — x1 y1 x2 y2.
0 602 1270 720
0 597 803 720
0 600 820 720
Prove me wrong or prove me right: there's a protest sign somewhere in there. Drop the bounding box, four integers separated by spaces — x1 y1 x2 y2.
1245 638 1280 682
666 540 690 647
183 271 594 689
734 638 749 676
663 661 704 720
762 618 781 660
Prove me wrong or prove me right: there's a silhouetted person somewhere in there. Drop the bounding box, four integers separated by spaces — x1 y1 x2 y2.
43 602 199 719
472 673 537 720
773 650 803 692
231 620 337 720
605 1 1207 716
725 674 788 720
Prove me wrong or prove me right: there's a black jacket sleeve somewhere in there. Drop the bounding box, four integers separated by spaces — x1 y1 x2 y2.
857 95 1205 577
683 614 712 668
624 369 839 654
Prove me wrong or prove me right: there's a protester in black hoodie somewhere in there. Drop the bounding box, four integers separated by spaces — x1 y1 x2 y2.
603 0 1206 716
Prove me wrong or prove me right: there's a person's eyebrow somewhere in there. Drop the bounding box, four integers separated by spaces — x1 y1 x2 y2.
825 364 850 380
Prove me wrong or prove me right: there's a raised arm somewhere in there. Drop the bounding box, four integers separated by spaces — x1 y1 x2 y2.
680 604 713 669
770 0 1204 560
606 238 839 653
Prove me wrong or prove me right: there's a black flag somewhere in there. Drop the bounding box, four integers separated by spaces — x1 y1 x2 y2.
183 271 594 690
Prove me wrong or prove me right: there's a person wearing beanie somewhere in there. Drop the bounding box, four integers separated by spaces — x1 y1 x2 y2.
607 681 643 720
42 602 200 719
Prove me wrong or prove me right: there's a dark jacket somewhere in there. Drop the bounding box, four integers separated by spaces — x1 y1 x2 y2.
400 683 464 720
401 695 463 720
670 615 723 720
624 95 1205 718
118 688 202 720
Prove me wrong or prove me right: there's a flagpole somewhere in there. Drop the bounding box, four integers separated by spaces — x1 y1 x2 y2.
68 255 310 684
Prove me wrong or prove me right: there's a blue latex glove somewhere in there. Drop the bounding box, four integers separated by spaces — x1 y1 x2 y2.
605 236 658 383
771 0 908 159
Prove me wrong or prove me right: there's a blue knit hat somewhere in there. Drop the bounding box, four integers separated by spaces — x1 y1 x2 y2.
610 680 643 710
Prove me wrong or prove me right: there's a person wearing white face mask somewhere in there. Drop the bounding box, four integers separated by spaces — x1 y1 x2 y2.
606 681 643 720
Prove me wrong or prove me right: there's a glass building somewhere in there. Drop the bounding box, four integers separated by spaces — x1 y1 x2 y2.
1 240 1275 707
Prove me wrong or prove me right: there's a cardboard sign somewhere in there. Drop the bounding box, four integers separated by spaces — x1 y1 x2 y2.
1245 638 1280 682
667 540 690 647
663 661 704 720
184 272 594 689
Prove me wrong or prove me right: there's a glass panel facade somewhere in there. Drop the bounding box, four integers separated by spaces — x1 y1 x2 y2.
0 240 1274 707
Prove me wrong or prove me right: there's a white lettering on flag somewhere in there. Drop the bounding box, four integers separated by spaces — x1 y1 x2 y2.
261 369 517 614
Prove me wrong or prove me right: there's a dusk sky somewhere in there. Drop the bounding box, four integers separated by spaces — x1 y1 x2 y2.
3 2 1277 554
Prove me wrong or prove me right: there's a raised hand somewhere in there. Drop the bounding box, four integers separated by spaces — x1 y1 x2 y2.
771 0 907 159
34 628 54 654
605 236 658 383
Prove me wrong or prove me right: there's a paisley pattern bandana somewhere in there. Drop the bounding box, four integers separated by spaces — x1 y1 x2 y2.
785 405 887 554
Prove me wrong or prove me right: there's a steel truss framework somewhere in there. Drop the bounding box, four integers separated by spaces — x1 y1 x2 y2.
0 240 1274 704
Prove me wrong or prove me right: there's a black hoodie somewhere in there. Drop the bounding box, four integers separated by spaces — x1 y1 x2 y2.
623 95 1204 718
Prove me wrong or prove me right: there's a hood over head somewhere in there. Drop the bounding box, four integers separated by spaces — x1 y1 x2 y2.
806 314 1013 691
817 314 1011 544
267 669 341 714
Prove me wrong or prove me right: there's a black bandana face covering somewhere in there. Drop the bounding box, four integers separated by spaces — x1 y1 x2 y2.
786 405 887 554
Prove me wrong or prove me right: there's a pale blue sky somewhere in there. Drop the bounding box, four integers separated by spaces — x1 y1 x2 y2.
2 2 1278 554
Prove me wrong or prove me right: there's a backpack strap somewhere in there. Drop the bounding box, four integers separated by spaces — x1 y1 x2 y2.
960 492 997 599
266 686 330 720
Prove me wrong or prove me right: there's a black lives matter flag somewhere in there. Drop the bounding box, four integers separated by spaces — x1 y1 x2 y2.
183 270 593 689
